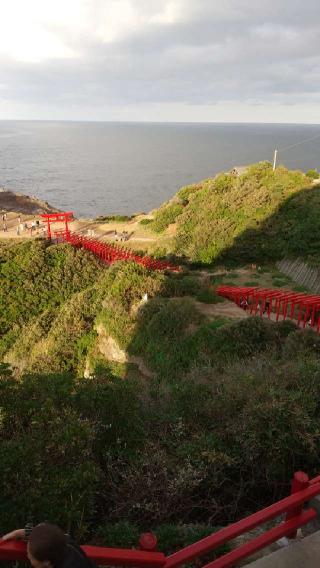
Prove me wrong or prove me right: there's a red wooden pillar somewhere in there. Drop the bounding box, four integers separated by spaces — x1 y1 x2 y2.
285 471 309 538
290 300 296 319
46 217 51 240
65 216 70 240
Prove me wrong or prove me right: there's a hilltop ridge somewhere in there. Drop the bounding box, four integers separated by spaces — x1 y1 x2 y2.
147 161 320 265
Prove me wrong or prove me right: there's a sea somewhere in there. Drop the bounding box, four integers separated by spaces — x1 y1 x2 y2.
0 121 319 218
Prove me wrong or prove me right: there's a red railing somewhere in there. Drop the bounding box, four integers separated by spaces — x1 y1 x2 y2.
0 540 165 567
1 472 320 568
53 229 180 272
217 285 320 331
164 471 318 568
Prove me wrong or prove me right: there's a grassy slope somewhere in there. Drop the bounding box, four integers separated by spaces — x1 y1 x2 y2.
150 162 320 266
2 160 320 378
2 164 320 545
0 239 224 377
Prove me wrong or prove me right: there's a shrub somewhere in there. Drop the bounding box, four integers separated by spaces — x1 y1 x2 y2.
208 317 231 329
283 328 320 358
154 524 228 556
0 240 102 366
222 281 237 286
292 284 309 292
222 357 320 486
276 319 298 338
96 262 165 349
131 297 202 378
152 204 184 233
164 275 199 297
152 247 170 259
196 288 222 304
96 215 132 222
174 163 311 264
97 521 139 548
195 317 280 363
272 278 288 288
96 521 229 557
0 372 102 537
306 169 319 180
139 218 153 226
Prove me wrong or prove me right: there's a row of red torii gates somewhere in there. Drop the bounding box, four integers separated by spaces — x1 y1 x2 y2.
40 212 179 272
217 284 320 331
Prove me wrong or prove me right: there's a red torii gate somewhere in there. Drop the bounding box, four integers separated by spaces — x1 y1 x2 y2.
40 212 74 240
40 212 179 272
217 285 320 331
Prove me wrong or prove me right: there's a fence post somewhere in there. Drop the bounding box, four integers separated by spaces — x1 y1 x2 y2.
139 532 158 551
285 471 309 538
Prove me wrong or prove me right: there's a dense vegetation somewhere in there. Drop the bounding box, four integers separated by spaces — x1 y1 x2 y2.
2 321 320 548
2 162 320 552
306 169 319 180
0 240 102 370
151 162 320 265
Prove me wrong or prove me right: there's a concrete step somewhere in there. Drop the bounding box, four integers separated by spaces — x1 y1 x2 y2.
247 530 320 568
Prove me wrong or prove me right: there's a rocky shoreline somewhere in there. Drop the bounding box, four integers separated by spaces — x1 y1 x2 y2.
0 188 58 215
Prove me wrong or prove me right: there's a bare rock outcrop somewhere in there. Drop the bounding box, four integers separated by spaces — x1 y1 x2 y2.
0 189 58 215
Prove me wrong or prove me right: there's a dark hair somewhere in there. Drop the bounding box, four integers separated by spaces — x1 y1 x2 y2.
29 524 68 567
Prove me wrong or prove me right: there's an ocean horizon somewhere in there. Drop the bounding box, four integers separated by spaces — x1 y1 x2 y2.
0 120 319 217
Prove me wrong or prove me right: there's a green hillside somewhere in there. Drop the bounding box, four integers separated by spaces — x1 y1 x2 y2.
2 163 320 549
151 162 320 265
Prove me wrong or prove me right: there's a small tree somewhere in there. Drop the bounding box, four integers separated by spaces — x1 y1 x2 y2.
306 169 319 180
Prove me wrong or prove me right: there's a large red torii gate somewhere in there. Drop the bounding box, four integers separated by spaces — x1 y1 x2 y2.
40 211 179 272
40 212 74 240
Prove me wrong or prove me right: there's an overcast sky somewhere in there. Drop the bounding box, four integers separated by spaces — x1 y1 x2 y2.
0 0 319 123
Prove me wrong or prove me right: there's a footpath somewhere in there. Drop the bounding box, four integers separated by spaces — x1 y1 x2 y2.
249 530 320 568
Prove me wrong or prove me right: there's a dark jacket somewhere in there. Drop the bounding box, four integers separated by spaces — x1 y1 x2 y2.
24 524 96 568
60 542 97 568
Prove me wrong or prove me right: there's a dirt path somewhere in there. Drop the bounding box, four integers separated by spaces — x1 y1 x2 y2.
194 300 249 320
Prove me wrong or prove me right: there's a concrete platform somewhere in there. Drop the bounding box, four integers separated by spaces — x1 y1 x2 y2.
248 530 320 568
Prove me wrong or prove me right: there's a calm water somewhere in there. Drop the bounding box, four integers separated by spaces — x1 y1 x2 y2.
0 121 319 217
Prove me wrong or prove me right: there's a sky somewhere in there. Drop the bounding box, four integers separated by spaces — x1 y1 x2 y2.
0 0 319 123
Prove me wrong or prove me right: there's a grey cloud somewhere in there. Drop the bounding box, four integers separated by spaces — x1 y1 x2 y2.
1 0 320 116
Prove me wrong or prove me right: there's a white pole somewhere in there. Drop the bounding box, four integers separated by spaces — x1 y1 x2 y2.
273 149 278 171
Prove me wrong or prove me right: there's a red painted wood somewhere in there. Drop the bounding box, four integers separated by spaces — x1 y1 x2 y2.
164 481 320 568
1 473 320 568
0 541 165 567
53 228 179 272
41 212 74 241
139 532 158 551
216 285 320 332
285 471 309 538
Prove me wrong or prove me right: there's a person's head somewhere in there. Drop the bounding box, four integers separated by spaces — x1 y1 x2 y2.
27 524 68 568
